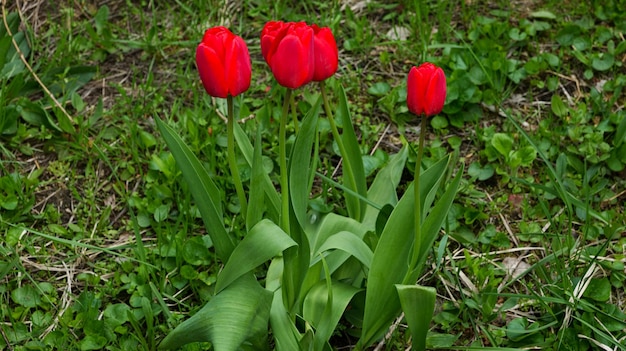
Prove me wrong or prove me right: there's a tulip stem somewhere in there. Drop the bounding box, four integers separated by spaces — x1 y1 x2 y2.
279 89 293 233
407 115 427 282
320 81 358 219
290 92 299 134
227 95 247 218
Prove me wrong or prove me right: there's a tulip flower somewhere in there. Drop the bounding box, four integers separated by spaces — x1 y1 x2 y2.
196 26 251 98
310 24 338 81
406 62 446 117
261 21 314 89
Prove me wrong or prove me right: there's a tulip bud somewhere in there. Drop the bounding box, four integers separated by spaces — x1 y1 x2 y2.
261 21 314 89
406 62 446 117
196 27 251 98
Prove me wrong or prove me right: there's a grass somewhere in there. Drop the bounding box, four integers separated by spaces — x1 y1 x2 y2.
1 0 625 350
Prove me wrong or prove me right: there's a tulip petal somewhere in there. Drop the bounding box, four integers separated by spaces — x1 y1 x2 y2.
425 67 446 116
196 43 228 98
271 34 313 89
225 36 252 96
312 27 338 81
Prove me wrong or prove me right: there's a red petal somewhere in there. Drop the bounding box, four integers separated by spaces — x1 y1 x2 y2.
225 35 251 96
196 43 228 98
312 26 338 81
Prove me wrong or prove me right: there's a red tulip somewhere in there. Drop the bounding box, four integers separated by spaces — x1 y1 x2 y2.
196 27 251 98
261 21 314 89
310 24 338 81
406 63 446 117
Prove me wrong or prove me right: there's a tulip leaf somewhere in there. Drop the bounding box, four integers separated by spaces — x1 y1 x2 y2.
234 119 281 222
419 156 450 222
336 84 368 221
290 96 321 229
215 219 297 294
269 288 303 351
357 182 415 349
158 275 272 351
307 213 369 255
396 284 437 351
363 145 408 231
315 230 373 269
246 127 266 230
156 117 235 261
358 160 462 349
303 280 361 350
408 164 463 283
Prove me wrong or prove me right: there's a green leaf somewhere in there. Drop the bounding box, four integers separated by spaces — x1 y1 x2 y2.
290 96 321 229
516 146 537 167
614 112 626 147
336 84 368 221
530 10 556 19
17 99 62 132
396 285 436 351
234 120 281 222
159 275 272 351
363 146 408 230
430 115 449 129
583 278 611 302
418 156 451 221
315 231 374 269
302 281 361 350
491 133 514 156
156 117 235 261
307 213 369 255
591 53 614 71
551 94 568 117
103 303 131 328
182 236 212 266
215 219 297 293
1 31 29 79
11 285 41 308
413 166 463 280
80 335 108 351
367 82 391 97
246 127 266 231
358 183 415 349
358 162 462 349
269 288 302 351
468 162 494 180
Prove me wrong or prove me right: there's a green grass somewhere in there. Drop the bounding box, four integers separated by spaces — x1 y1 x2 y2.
1 0 625 350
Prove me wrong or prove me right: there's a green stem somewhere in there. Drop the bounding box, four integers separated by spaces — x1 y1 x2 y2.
290 92 299 134
408 115 427 282
320 81 358 217
279 89 293 233
227 95 247 218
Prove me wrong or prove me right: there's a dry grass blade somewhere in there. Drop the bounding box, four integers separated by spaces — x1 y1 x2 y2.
2 0 75 125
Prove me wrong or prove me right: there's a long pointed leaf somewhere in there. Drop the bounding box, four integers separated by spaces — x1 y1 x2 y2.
411 166 463 281
156 118 235 261
359 161 461 348
336 84 368 221
246 127 266 230
358 183 415 348
234 120 281 221
290 97 321 229
269 288 303 351
363 146 408 230
315 231 374 269
303 281 361 350
216 219 297 293
396 284 436 351
159 275 272 351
